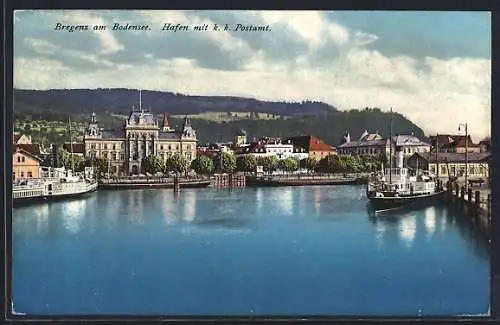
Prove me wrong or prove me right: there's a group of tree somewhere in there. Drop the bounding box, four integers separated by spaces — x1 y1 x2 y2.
43 149 389 178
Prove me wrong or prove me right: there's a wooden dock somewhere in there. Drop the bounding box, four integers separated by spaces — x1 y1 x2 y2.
98 177 211 189
443 180 491 235
210 174 246 188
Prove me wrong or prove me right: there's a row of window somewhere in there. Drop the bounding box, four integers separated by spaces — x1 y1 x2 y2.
15 156 26 163
431 165 487 175
339 148 383 155
13 171 33 179
87 143 193 151
14 190 42 198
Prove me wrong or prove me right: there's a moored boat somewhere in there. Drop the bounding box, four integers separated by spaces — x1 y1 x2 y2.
13 167 98 205
366 167 445 212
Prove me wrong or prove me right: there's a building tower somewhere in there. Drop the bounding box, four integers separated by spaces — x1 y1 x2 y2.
235 129 247 146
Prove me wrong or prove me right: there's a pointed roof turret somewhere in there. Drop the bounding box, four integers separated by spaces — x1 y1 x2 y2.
182 115 192 129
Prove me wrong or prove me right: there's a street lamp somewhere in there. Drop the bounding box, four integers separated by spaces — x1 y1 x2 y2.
458 123 468 193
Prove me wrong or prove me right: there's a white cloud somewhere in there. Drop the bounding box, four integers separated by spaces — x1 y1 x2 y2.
13 10 491 141
46 10 124 54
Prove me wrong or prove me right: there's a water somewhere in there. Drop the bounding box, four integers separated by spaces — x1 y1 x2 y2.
12 186 490 316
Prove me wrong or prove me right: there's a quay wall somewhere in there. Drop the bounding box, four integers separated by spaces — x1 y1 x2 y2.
442 180 491 236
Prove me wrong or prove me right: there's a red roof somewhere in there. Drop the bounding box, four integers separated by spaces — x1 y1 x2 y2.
308 135 334 152
441 135 479 149
15 144 41 157
13 133 21 143
13 146 43 161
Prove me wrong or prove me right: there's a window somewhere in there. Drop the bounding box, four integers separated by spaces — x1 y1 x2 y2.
469 167 475 175
17 156 20 162
27 171 32 178
91 144 96 149
168 145 171 150
113 144 116 150
176 145 179 150
22 157 25 162
160 145 164 150
121 154 125 160
21 171 24 178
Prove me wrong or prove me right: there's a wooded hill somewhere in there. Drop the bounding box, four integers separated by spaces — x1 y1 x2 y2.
13 88 425 146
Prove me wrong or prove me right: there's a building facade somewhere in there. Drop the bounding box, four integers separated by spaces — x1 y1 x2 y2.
286 135 336 161
337 131 392 156
12 133 43 180
13 148 42 180
234 137 309 160
429 134 481 153
83 110 197 175
406 152 490 179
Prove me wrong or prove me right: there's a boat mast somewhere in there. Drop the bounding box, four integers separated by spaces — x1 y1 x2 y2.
435 133 439 178
69 115 74 172
389 107 393 185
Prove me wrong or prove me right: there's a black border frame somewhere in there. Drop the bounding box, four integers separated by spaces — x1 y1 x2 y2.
2 0 498 323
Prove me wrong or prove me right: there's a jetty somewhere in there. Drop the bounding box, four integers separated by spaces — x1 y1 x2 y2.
442 179 491 236
98 176 210 189
246 173 368 187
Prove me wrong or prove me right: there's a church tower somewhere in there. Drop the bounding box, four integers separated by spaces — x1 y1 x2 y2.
85 112 102 139
162 112 173 132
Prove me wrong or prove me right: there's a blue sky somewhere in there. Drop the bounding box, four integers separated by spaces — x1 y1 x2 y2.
13 10 491 140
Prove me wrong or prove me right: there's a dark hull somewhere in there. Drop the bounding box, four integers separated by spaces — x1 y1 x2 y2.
246 177 366 187
368 190 446 212
13 188 98 207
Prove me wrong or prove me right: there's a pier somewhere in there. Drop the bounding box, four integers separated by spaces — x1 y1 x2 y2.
210 173 246 188
98 176 211 189
246 173 368 187
443 180 491 235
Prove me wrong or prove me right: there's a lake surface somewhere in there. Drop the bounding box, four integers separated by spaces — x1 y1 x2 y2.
12 186 490 316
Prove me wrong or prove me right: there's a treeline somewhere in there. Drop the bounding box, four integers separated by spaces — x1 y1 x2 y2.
47 149 387 177
14 88 336 118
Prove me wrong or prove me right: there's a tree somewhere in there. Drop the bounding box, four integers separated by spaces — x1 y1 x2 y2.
190 156 215 175
236 155 258 173
143 154 164 174
278 157 299 172
257 155 278 172
165 153 188 174
58 148 84 171
218 152 236 173
317 154 341 173
303 157 318 172
84 157 108 178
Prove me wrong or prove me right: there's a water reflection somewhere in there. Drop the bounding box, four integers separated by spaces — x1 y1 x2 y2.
366 203 489 261
255 188 264 214
277 187 293 215
33 204 50 234
314 187 321 216
399 214 417 248
424 206 436 239
128 190 145 226
194 190 251 229
62 200 87 234
441 208 447 233
182 190 196 222
161 191 178 226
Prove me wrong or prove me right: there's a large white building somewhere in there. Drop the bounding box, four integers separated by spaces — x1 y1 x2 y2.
83 107 197 175
234 137 309 160
337 131 430 159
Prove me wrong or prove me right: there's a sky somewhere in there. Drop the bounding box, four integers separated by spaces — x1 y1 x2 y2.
13 10 491 141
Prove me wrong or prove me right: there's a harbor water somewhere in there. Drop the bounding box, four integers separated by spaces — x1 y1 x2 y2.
12 186 490 316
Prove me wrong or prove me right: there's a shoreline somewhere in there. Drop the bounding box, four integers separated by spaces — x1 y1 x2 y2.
97 174 369 189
